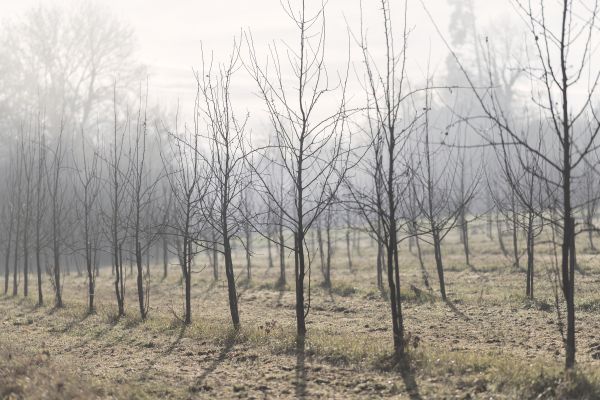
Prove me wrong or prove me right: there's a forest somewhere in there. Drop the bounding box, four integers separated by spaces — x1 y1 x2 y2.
1 0 600 398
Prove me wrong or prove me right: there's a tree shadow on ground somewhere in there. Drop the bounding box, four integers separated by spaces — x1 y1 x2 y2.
276 281 287 305
202 280 218 301
467 263 479 273
378 354 422 400
139 323 187 382
295 336 307 399
194 331 236 385
399 358 422 400
55 310 91 333
445 299 470 321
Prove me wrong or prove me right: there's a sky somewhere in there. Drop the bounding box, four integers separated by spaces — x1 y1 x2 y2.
0 0 520 122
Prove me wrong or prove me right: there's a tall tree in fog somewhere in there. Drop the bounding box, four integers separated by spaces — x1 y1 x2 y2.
73 128 102 312
128 85 161 320
105 85 131 317
199 41 249 329
412 85 477 300
446 0 600 370
0 1 143 134
33 117 48 306
46 125 68 308
247 0 351 338
162 96 210 325
352 0 421 356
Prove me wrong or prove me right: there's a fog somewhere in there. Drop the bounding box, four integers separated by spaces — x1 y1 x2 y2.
1 1 600 397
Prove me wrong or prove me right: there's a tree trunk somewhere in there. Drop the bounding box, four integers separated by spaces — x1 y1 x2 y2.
415 232 429 289
114 242 124 316
345 228 353 272
211 230 218 281
317 223 326 285
511 192 520 270
162 236 168 279
525 213 534 299
4 214 13 295
13 208 21 297
278 214 285 287
53 231 62 308
245 227 251 281
183 235 191 324
325 221 332 288
433 229 447 301
294 231 306 337
496 214 509 257
136 240 146 319
461 216 470 266
23 223 29 297
223 234 240 328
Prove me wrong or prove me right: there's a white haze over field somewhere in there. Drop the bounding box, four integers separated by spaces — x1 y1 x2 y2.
0 0 520 129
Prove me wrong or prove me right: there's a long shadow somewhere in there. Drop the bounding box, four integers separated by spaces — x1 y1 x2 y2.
67 316 119 353
295 336 307 399
466 263 479 273
575 262 588 276
237 279 252 300
399 359 422 400
46 303 66 316
326 288 336 304
276 282 286 306
194 332 236 384
55 310 91 333
164 324 187 356
445 299 470 322
139 323 187 382
202 280 218 301
319 282 338 305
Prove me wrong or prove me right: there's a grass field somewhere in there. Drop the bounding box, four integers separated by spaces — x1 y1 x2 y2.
2 227 600 399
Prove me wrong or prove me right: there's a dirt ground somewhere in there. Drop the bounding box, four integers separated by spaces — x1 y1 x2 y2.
1 227 600 399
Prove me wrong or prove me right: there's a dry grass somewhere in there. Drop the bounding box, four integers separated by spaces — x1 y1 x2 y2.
1 226 600 398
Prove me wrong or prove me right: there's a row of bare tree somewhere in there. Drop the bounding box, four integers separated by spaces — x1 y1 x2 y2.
1 0 599 372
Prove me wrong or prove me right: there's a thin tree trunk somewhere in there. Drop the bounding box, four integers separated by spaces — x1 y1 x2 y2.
496 214 509 257
4 213 13 295
460 216 470 266
13 208 21 297
162 236 168 279
325 220 332 288
317 223 326 285
511 192 520 270
525 212 534 299
345 228 353 272
212 230 218 281
245 226 251 281
136 240 146 319
433 229 447 300
415 231 429 289
278 213 285 287
224 233 240 328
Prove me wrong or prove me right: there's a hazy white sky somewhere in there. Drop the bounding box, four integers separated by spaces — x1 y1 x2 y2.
0 0 518 119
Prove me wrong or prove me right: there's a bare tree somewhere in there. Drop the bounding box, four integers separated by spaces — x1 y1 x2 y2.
104 84 131 317
350 0 423 356
45 123 68 308
161 92 210 325
317 201 334 288
128 83 160 320
247 0 350 337
2 170 15 295
73 127 102 313
34 117 48 306
241 187 254 282
198 41 249 329
437 0 600 369
0 2 143 134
